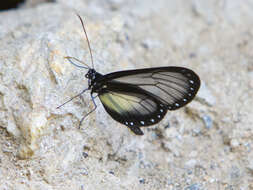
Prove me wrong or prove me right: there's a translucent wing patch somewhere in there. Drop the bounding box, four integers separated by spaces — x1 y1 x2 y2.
99 88 167 135
106 67 200 110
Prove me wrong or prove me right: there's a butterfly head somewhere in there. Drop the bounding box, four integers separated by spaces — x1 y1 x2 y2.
85 69 96 80
85 69 104 90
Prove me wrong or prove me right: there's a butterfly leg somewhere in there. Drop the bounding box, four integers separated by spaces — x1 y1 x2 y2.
78 93 98 129
56 87 89 109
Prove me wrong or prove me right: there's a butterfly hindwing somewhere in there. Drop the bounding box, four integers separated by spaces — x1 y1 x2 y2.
98 83 167 135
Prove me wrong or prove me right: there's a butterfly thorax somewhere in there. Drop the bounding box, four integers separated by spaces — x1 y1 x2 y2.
85 69 104 92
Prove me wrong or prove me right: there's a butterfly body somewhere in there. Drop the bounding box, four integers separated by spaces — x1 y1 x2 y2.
84 67 200 135
58 15 200 135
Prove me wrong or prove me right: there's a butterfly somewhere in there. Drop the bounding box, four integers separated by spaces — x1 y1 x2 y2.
57 15 201 135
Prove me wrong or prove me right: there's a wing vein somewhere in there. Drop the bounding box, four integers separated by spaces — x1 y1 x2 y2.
152 72 187 83
139 98 154 114
109 92 143 118
154 85 176 100
157 81 186 96
107 92 133 118
151 76 188 88
109 91 155 116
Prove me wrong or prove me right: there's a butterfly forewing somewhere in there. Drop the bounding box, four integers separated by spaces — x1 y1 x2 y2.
99 67 200 110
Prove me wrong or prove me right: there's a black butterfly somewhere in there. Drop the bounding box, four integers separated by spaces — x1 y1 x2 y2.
57 15 201 135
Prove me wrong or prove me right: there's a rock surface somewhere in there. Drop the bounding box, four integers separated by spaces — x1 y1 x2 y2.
0 0 253 189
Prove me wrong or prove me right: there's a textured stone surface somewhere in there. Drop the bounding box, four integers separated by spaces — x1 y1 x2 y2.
0 0 253 189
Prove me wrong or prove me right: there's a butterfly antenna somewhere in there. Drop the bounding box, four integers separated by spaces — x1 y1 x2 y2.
76 14 95 69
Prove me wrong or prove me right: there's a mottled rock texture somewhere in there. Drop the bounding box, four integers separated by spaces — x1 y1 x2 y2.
0 0 253 189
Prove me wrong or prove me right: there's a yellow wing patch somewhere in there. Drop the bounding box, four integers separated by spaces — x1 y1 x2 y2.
99 92 157 116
